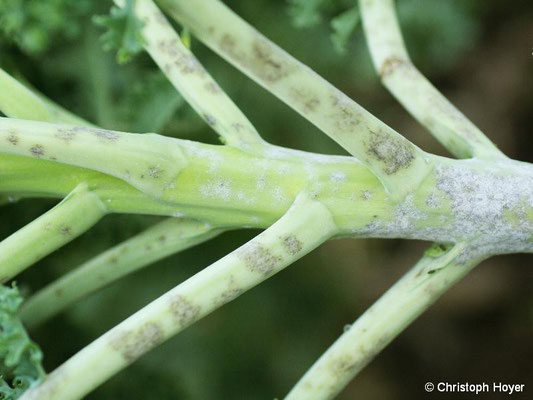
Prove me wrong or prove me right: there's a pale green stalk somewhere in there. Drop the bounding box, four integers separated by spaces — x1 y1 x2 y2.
0 117 187 200
358 0 504 160
0 68 54 122
20 219 223 327
0 68 90 125
157 0 431 198
0 183 107 282
286 243 485 400
19 193 338 400
118 0 264 148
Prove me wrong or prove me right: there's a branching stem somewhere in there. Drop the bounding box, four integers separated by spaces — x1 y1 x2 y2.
19 193 337 400
358 0 505 160
157 0 431 198
121 0 265 148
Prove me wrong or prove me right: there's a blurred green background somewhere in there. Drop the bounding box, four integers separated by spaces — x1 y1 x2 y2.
1 0 532 398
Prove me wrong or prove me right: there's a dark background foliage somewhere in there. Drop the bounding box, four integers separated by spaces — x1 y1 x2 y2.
0 0 532 398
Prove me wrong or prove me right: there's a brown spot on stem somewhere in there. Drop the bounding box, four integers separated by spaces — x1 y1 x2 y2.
55 129 76 143
59 226 72 236
282 235 303 256
237 242 282 276
366 129 414 174
7 132 18 145
204 114 217 126
379 56 407 78
110 322 164 362
30 144 45 158
169 295 201 327
250 38 292 82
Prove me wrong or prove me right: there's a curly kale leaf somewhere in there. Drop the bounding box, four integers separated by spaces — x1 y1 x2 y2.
93 0 145 64
0 284 45 400
0 0 92 55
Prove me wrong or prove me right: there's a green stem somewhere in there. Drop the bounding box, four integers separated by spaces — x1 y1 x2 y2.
0 68 91 126
358 0 504 160
285 243 485 400
0 117 187 200
19 193 338 400
0 184 107 282
0 68 54 122
122 0 264 148
157 0 431 198
20 218 222 327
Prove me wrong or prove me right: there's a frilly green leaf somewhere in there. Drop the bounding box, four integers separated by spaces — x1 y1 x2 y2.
0 284 44 400
93 0 145 64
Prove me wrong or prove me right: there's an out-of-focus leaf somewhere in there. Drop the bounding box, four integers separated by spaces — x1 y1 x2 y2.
287 0 329 28
93 0 145 64
331 7 360 53
119 70 185 133
0 0 92 55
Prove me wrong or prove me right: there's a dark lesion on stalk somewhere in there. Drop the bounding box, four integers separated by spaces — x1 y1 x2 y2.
6 131 19 145
30 144 45 158
237 242 282 276
110 322 164 362
329 93 362 131
379 56 409 78
366 129 414 174
169 294 201 327
281 235 303 256
58 225 73 236
289 87 321 114
218 32 294 83
71 126 120 142
203 114 217 127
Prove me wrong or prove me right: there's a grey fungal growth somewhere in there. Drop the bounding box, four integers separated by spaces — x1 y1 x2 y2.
366 129 414 174
169 295 201 327
110 322 164 362
282 235 303 256
30 144 44 158
237 242 282 276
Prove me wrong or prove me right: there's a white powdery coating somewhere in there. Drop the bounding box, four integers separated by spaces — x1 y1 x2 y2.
330 171 347 183
352 159 533 259
199 178 233 201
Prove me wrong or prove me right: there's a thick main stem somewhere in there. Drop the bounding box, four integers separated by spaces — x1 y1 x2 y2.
285 244 484 399
0 184 107 282
20 218 222 327
19 194 337 400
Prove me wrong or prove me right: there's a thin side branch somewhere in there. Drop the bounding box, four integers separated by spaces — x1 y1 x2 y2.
358 0 505 160
20 218 222 327
285 243 485 400
0 183 107 282
118 0 265 148
157 0 431 198
19 193 338 400
0 68 91 125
